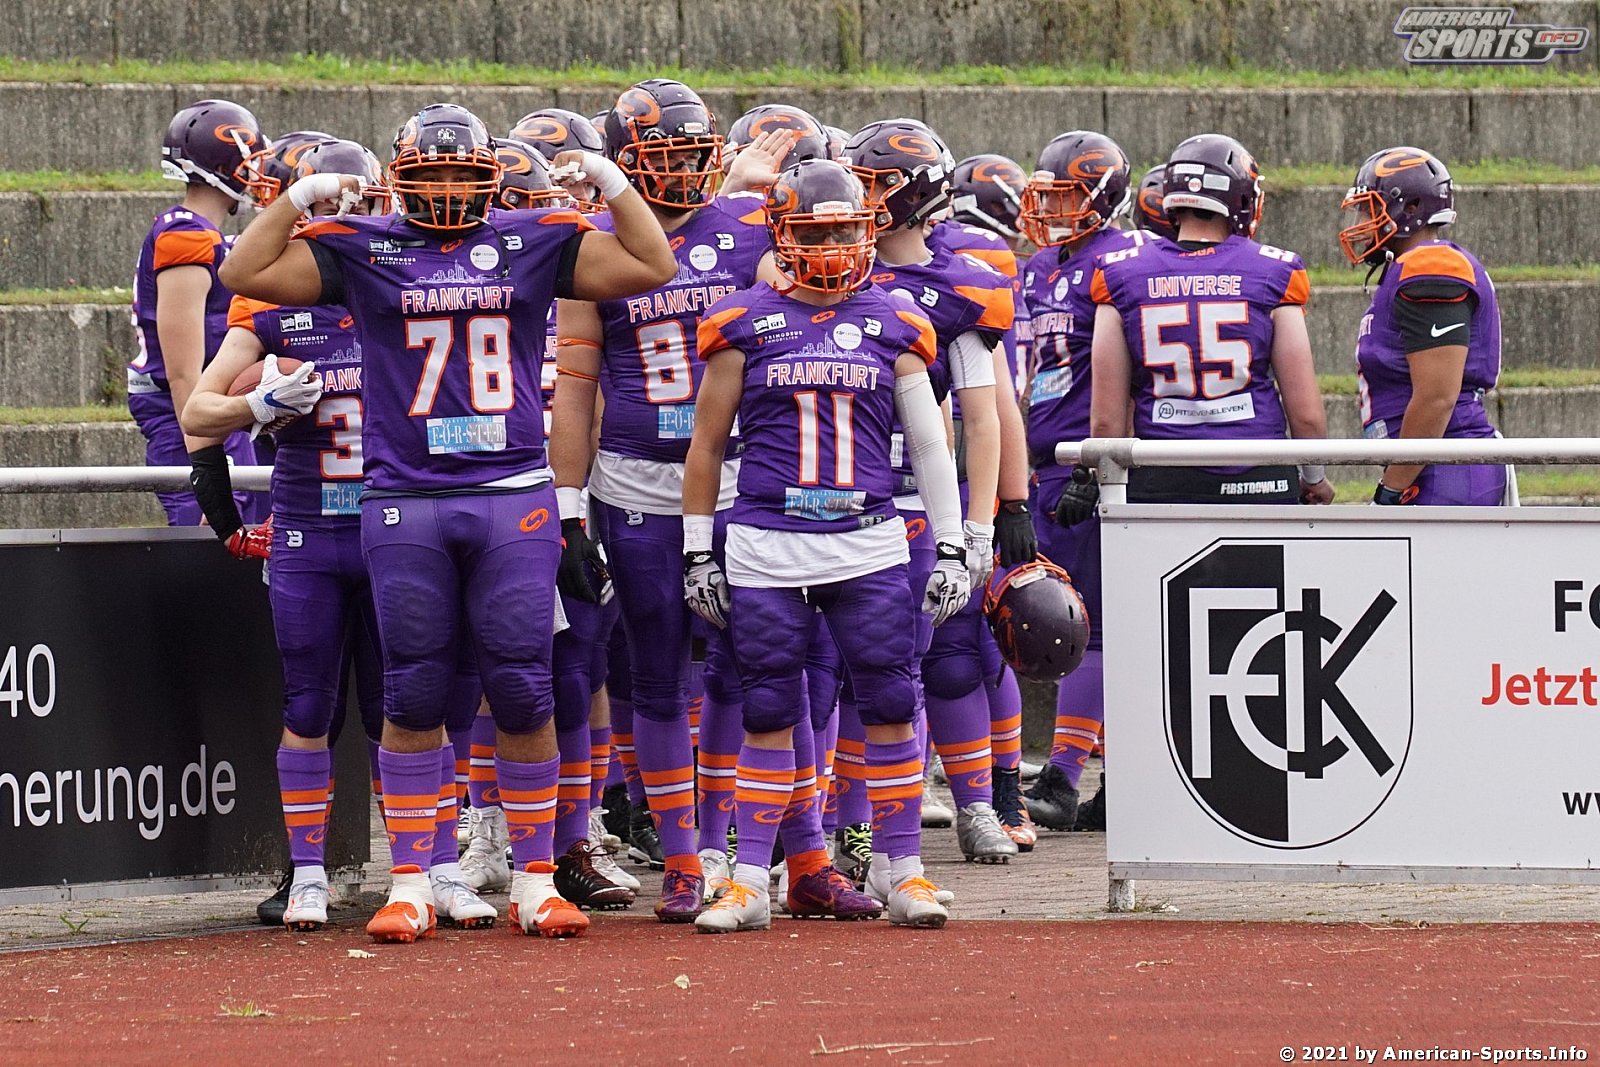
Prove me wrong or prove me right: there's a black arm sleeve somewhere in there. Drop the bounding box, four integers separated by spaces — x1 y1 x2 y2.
187 444 243 539
1394 280 1476 354
553 232 587 301
305 239 347 307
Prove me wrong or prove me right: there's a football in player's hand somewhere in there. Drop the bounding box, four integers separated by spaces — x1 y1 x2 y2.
229 356 310 434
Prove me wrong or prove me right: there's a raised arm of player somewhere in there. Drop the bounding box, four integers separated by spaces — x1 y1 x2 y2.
1089 304 1134 438
557 151 677 301
1269 305 1334 504
218 176 356 306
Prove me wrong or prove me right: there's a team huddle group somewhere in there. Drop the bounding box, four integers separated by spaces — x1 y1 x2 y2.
129 72 1503 941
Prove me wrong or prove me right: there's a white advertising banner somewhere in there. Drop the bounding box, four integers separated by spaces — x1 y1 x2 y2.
1101 504 1600 882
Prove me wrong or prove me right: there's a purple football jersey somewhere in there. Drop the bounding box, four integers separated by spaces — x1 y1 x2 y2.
1356 240 1501 436
129 207 234 394
229 297 364 524
698 285 936 533
591 194 769 462
1092 234 1311 442
931 221 1026 395
541 303 559 438
871 244 1014 489
300 206 591 493
1022 228 1149 461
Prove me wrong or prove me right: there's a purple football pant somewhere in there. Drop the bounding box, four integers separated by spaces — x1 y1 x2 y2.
361 487 560 735
130 393 265 525
555 592 619 732
731 565 918 735
1034 468 1103 653
268 519 382 742
1410 462 1507 506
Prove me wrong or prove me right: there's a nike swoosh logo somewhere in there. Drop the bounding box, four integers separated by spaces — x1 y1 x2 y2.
1430 322 1465 338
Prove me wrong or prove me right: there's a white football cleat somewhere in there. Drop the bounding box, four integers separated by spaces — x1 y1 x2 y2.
365 866 436 943
588 806 624 855
592 842 640 892
866 852 955 907
283 880 330 932
698 848 732 902
459 805 511 891
921 781 954 828
509 862 589 938
693 881 771 934
956 802 1020 864
887 875 949 929
431 870 498 929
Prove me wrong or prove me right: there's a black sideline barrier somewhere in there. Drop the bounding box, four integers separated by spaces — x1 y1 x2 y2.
0 528 369 901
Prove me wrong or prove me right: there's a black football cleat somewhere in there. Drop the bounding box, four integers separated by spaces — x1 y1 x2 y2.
554 840 636 910
1024 762 1080 831
1074 772 1106 832
256 869 293 926
627 805 665 870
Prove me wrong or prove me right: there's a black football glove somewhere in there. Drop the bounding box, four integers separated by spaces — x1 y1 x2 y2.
557 518 608 603
1372 483 1420 506
1054 465 1100 527
994 499 1038 568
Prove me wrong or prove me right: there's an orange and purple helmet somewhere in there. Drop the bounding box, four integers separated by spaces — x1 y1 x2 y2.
390 103 501 231
1020 131 1131 248
604 79 722 210
1339 147 1456 265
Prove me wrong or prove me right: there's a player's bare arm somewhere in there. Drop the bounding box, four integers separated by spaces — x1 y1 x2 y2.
155 263 215 453
1386 340 1470 493
556 150 677 300
1089 304 1134 438
181 326 266 438
1268 305 1335 504
550 298 605 492
218 175 359 306
682 346 744 520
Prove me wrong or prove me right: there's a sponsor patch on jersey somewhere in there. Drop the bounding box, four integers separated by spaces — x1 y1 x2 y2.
1152 394 1256 426
831 323 863 351
320 482 363 516
689 244 718 271
470 244 500 270
1030 365 1072 404
126 369 162 395
1053 278 1071 302
783 486 868 522
426 415 507 453
753 312 787 334
657 404 696 439
278 311 314 333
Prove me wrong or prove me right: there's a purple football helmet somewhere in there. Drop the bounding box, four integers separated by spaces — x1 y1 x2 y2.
605 79 722 210
1339 147 1456 265
494 138 571 211
390 103 501 231
839 118 955 231
723 104 829 173
1020 131 1131 248
510 108 606 159
766 158 876 294
238 129 334 208
1162 133 1263 238
950 154 1027 241
1133 164 1176 240
293 138 391 217
983 558 1091 682
161 99 265 208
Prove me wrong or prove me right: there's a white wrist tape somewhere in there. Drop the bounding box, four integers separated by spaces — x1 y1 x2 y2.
682 513 715 554
570 153 629 201
287 173 347 213
556 485 585 521
1299 464 1327 486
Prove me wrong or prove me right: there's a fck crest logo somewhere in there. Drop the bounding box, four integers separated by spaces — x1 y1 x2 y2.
1161 539 1413 848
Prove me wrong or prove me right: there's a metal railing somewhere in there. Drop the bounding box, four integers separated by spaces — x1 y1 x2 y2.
0 466 275 493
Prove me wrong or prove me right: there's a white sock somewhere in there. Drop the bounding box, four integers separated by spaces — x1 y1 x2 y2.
733 863 768 892
888 855 924 887
292 864 327 886
431 861 462 884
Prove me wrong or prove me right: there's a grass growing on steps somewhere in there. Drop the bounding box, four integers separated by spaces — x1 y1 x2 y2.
1317 368 1600 396
1307 265 1600 288
1331 469 1600 503
0 171 168 193
4 56 1599 90
1266 161 1600 189
0 287 133 306
0 405 131 426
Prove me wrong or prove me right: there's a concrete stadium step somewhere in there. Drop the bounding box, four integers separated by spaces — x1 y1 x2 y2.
4 183 1598 292
4 81 1600 174
0 421 163 529
3 0 1595 73
1 279 1596 407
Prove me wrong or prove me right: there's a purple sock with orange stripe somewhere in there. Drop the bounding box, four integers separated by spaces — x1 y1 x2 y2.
866 736 924 860
779 723 826 862
432 744 460 868
832 701 871 826
634 717 697 863
498 754 559 868
695 693 742 853
277 746 331 868
555 723 591 854
379 747 443 872
467 714 498 809
987 666 1023 773
1050 649 1104 788
928 687 995 809
589 724 611 809
733 744 795 883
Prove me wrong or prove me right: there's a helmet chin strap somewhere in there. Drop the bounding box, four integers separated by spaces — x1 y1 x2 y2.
1363 248 1395 293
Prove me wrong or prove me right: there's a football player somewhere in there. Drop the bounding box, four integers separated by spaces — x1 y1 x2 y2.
1088 133 1330 506
685 158 969 932
510 109 608 212
182 139 399 931
133 99 267 526
1132 164 1178 241
1339 147 1506 505
1015 131 1146 832
841 119 1034 869
548 79 766 922
219 101 677 941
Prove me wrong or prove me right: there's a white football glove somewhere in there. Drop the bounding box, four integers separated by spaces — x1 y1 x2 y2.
683 551 731 630
246 354 322 438
962 519 995 592
924 540 973 627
